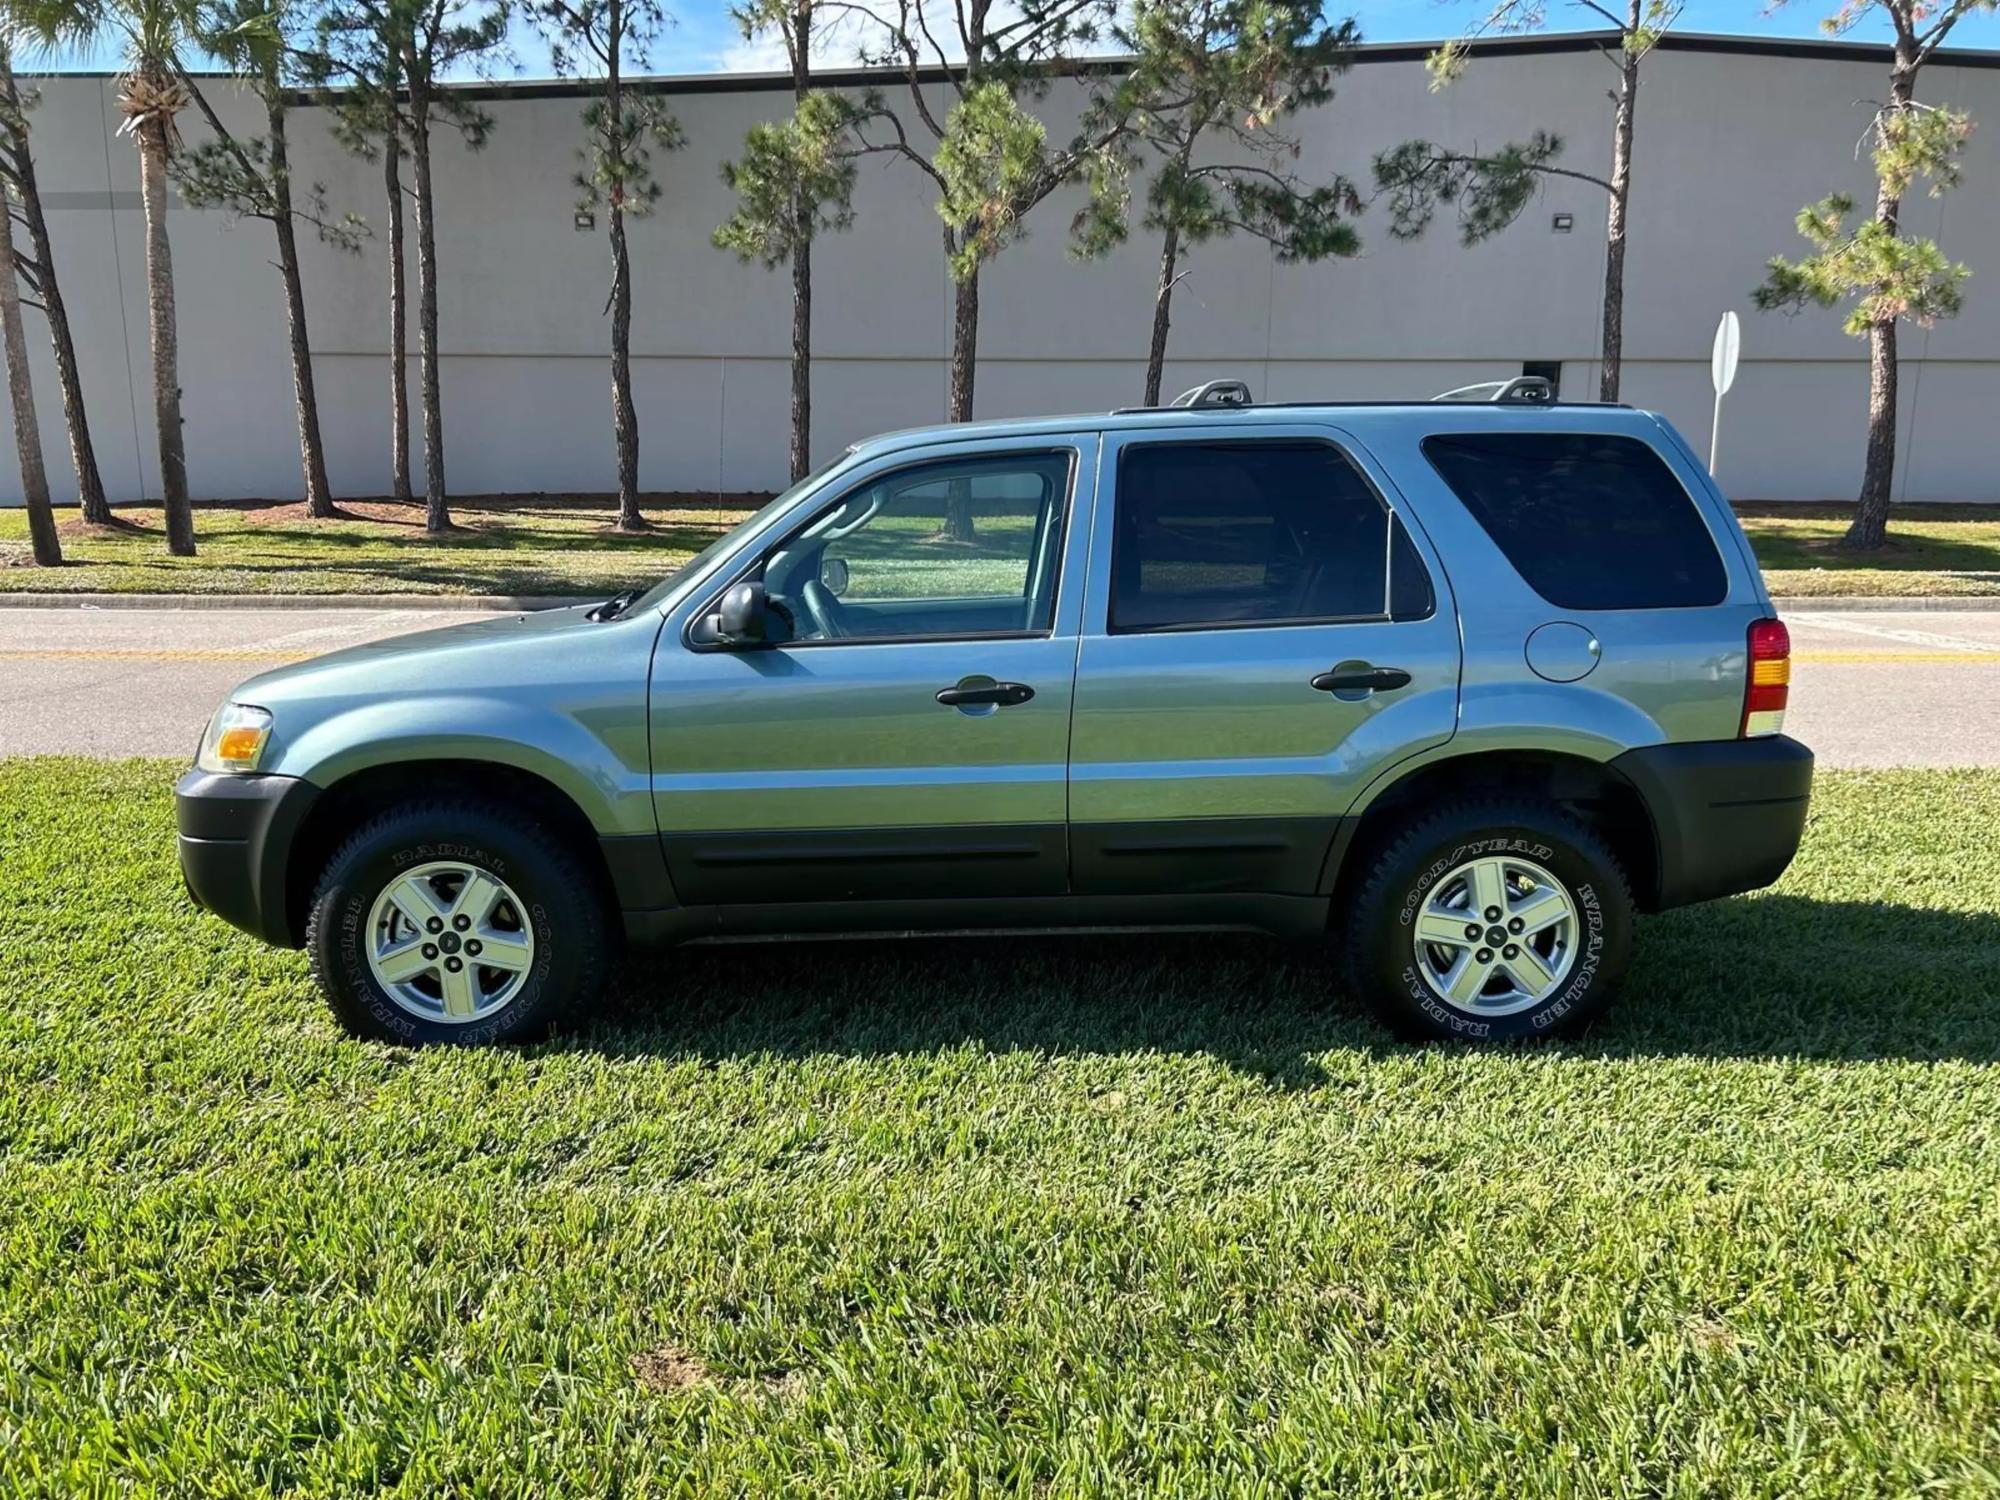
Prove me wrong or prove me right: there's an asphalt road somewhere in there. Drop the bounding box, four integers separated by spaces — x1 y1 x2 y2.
1 604 1994 767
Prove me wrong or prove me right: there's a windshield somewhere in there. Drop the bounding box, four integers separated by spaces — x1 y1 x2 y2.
628 457 848 615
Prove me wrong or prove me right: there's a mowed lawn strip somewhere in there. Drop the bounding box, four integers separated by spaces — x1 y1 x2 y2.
0 496 763 599
1742 502 2000 598
2 761 1998 1494
6 497 2000 599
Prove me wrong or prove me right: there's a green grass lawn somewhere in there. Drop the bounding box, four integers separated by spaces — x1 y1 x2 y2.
1740 503 2000 598
4 761 1999 1493
0 496 762 599
6 497 2000 600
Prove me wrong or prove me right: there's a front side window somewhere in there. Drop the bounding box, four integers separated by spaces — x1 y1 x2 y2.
756 450 1073 643
1110 439 1430 633
1422 431 1727 610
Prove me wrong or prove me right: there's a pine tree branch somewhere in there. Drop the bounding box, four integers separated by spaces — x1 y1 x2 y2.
848 100 947 188
1402 145 1613 194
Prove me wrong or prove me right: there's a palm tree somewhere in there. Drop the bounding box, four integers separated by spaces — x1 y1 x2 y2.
20 0 210 556
0 169 60 565
0 11 111 526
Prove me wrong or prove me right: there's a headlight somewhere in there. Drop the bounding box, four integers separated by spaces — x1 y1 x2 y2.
196 703 274 774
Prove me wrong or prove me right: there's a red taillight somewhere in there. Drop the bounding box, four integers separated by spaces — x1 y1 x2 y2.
1741 617 1791 737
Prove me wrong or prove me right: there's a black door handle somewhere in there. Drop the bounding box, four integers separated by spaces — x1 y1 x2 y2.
1311 665 1412 694
936 681 1035 708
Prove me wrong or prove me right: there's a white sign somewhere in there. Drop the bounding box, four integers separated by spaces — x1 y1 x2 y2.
1709 311 1741 474
1711 311 1742 395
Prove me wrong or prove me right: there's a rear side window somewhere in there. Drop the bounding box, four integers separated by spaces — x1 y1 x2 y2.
1111 440 1433 633
1422 432 1727 610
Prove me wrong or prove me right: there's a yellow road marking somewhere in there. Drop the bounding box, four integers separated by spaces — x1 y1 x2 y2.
0 648 316 663
1793 650 2000 664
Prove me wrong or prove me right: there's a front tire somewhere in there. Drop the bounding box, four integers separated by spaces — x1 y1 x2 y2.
1343 800 1635 1042
305 799 610 1046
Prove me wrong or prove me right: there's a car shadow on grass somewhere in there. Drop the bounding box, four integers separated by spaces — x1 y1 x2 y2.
578 895 2000 1078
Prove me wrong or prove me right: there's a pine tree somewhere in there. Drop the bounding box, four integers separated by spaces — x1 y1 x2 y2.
176 0 367 520
528 0 682 530
1374 0 1687 402
714 0 857 482
1754 0 1992 549
1078 0 1362 406
846 0 1135 442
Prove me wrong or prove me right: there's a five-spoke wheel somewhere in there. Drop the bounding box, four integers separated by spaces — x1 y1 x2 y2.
1409 854 1578 1016
366 861 537 1024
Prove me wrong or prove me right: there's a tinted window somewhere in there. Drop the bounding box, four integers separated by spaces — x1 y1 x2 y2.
1422 432 1726 610
1112 441 1428 633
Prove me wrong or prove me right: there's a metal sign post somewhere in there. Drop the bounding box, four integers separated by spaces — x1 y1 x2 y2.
1710 311 1741 475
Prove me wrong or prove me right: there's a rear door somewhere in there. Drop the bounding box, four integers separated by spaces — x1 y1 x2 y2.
649 434 1095 905
1068 423 1461 896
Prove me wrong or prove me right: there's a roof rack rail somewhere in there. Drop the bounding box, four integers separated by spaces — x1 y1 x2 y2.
1168 379 1255 409
1432 375 1556 405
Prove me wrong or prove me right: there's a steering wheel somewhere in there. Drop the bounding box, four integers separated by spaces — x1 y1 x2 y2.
799 576 849 640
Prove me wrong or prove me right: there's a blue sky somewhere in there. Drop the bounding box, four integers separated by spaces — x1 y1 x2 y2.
46 0 1934 81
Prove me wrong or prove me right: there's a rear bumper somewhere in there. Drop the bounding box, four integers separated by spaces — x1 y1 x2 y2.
1612 735 1813 910
175 769 320 947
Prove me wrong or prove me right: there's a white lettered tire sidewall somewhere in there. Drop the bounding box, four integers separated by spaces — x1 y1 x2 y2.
1350 804 1635 1042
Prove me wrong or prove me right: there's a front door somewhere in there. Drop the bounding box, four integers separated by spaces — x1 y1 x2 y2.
1068 424 1461 896
649 435 1096 905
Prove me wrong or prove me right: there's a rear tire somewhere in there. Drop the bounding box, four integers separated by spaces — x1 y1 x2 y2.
1343 799 1635 1042
305 799 610 1046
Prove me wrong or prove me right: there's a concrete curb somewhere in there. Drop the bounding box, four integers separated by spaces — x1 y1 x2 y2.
2 590 1999 614
1771 595 2000 612
0 591 597 612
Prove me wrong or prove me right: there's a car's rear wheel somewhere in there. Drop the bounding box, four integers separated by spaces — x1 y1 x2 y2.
1344 799 1635 1041
305 799 610 1045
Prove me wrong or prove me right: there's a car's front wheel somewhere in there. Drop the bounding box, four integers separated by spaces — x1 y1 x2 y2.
305 799 610 1045
1344 799 1635 1041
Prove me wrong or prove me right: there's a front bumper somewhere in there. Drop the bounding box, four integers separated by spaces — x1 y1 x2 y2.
175 769 320 947
1611 735 1814 911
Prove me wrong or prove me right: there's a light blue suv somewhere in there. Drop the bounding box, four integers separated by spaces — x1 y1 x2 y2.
176 388 1812 1045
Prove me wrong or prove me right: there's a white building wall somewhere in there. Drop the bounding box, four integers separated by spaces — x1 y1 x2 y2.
9 34 2000 507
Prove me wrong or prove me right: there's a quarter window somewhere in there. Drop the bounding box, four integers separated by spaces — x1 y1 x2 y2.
1110 439 1430 633
1422 432 1727 610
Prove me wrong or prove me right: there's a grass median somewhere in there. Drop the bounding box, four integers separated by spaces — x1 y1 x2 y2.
0 496 762 599
3 760 1999 1493
1743 503 2000 598
6 497 2000 600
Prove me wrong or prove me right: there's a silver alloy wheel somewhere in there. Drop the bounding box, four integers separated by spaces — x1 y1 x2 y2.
1411 853 1579 1017
364 861 536 1024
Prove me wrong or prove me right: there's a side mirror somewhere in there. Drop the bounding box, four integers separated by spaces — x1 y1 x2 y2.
715 581 770 647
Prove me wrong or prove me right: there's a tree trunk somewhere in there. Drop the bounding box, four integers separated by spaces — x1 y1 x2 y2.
1845 51 1917 552
1597 19 1639 404
1 56 108 524
266 91 335 517
404 54 450 532
1849 321 1897 550
947 260 978 424
787 13 812 484
606 0 643 532
790 228 811 483
608 203 640 530
385 104 412 504
939 261 980 543
136 110 194 557
0 176 59 565
1144 219 1181 407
